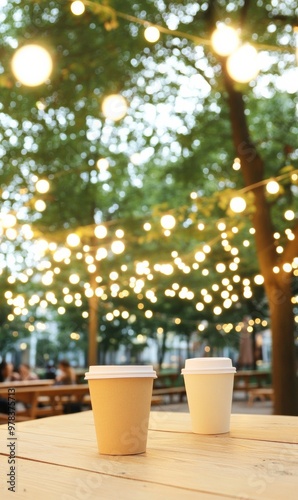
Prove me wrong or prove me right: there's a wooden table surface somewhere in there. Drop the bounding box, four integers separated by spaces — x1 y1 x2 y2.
1 410 297 499
0 379 55 389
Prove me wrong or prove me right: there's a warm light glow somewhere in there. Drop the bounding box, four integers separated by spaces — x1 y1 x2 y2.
284 209 295 221
94 225 108 239
66 233 81 247
232 158 241 170
35 200 46 212
70 1 85 16
144 26 160 43
227 44 259 83
216 263 226 273
36 179 50 193
160 214 176 230
254 274 264 285
11 44 53 86
230 196 246 213
211 24 239 56
111 240 125 254
96 158 109 171
1 214 17 228
115 229 124 238
266 179 279 194
69 273 80 284
102 94 128 121
283 263 292 273
194 251 205 263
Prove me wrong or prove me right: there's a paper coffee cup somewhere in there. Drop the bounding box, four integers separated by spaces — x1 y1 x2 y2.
181 358 236 434
85 365 157 455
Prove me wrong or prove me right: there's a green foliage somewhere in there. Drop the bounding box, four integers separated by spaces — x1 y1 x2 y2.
0 0 297 364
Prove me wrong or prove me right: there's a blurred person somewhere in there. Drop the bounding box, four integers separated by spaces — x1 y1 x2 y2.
55 359 76 385
45 361 56 380
0 360 20 382
18 363 39 381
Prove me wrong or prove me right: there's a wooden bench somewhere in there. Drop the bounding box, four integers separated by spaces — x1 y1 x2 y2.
233 370 271 395
0 384 91 421
248 387 274 406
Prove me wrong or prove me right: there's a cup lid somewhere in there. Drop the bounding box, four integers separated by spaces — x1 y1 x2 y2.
84 365 157 380
181 357 236 375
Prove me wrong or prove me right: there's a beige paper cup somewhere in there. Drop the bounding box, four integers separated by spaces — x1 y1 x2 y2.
85 365 157 455
182 358 236 434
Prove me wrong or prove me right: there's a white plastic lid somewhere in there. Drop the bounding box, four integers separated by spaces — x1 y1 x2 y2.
181 357 236 375
84 365 157 380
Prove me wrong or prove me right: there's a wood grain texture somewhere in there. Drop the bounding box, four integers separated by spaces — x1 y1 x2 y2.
0 411 297 499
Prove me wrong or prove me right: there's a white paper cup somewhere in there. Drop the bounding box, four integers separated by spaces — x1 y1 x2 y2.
85 365 157 455
181 358 236 434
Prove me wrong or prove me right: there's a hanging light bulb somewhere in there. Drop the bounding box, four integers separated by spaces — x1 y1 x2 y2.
102 94 128 121
227 43 259 83
11 44 53 87
96 158 109 171
144 26 160 43
70 1 85 16
266 180 280 194
211 24 239 57
230 196 246 213
66 233 81 247
36 179 50 193
94 224 108 239
160 214 176 230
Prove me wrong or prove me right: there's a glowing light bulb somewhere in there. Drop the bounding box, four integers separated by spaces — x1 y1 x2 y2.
102 94 128 121
71 1 85 15
94 225 108 239
34 200 46 212
230 196 246 213
160 214 176 230
66 233 81 247
111 240 125 254
36 179 50 193
284 209 295 221
96 158 109 171
144 26 160 43
227 44 259 83
266 180 280 194
1 214 17 228
211 24 239 56
11 44 53 87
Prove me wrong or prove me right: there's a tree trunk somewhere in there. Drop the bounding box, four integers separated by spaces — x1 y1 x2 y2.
88 272 99 367
223 69 298 415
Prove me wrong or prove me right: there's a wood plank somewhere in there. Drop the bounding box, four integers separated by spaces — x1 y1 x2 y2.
1 413 297 500
0 455 224 500
11 410 298 445
149 411 298 444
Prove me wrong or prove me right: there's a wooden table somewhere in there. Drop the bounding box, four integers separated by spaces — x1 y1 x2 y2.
0 384 91 421
1 410 297 499
233 370 271 393
0 379 55 389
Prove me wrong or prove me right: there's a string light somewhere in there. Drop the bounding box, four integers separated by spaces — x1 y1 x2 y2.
70 1 85 16
211 24 239 56
230 196 246 213
144 26 160 43
102 94 128 121
227 43 259 83
11 44 53 87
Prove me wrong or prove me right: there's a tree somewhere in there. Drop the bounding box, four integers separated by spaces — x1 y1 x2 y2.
0 1 297 413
